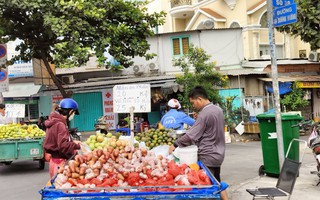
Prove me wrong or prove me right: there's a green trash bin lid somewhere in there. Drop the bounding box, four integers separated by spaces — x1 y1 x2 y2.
256 113 304 121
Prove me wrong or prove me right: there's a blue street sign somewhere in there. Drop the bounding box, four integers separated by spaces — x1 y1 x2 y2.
0 45 6 58
273 0 294 7
273 3 297 27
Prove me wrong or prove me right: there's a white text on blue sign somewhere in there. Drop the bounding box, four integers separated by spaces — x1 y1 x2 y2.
273 3 297 27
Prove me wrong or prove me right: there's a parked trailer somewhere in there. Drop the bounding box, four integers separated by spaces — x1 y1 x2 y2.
0 137 45 169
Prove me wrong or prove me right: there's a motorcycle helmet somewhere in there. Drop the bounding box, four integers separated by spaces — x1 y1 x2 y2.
59 98 79 115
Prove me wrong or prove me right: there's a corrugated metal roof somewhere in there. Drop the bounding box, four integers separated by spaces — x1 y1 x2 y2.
42 75 177 93
259 75 320 82
2 83 41 98
219 68 268 76
242 59 320 68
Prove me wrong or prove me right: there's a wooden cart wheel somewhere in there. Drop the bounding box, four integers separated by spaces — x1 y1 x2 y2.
39 159 45 170
258 165 265 176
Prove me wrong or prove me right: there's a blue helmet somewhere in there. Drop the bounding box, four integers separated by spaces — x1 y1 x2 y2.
59 98 79 115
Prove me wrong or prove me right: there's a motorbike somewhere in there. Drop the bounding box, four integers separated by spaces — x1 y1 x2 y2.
308 123 320 186
94 116 109 134
69 127 82 141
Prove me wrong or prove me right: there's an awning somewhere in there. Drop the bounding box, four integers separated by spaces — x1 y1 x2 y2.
41 75 177 94
2 83 41 98
258 75 320 82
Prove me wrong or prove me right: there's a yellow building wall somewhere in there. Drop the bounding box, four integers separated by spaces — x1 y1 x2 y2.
147 0 312 59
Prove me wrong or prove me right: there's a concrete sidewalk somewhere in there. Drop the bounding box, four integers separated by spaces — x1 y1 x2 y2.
227 146 320 200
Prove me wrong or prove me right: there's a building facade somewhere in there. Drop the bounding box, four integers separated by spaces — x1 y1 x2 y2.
146 0 313 60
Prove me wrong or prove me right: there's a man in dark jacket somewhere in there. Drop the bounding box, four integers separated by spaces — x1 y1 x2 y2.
44 98 81 178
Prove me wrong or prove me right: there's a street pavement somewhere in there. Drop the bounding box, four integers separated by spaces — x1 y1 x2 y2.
222 134 320 200
76 132 320 199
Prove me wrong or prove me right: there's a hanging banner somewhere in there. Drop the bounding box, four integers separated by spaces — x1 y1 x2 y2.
102 89 117 130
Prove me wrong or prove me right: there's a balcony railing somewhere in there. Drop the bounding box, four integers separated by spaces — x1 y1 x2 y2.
171 0 192 8
171 0 206 8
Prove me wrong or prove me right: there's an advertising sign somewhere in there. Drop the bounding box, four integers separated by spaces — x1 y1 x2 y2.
102 89 117 130
8 60 34 77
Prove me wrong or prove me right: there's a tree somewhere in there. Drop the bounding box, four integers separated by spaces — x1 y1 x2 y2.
219 96 250 132
277 0 320 50
280 82 309 111
172 45 228 109
0 0 165 97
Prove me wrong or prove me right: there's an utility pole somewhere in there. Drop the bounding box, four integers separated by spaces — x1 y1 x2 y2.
267 0 284 168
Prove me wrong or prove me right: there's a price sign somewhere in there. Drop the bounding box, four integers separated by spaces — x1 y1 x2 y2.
113 84 151 113
5 104 25 118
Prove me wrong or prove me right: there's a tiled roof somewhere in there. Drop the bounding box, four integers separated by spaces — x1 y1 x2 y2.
247 0 266 13
200 8 226 20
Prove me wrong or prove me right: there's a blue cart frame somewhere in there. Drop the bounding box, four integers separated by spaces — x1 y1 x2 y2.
40 162 222 199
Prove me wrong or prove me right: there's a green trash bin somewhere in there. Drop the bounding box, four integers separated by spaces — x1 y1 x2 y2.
256 113 303 177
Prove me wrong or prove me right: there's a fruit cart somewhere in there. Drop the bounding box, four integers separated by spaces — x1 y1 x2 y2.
0 137 45 169
40 162 222 200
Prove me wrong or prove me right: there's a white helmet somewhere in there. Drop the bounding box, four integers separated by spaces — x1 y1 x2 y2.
168 98 181 109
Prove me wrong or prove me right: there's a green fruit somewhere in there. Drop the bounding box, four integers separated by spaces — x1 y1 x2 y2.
89 143 95 150
90 135 97 141
106 132 113 138
96 135 104 143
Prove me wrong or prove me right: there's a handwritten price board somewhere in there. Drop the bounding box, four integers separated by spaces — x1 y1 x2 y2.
113 84 151 113
5 104 25 118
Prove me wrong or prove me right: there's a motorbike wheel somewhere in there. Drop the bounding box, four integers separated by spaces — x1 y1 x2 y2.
258 165 265 176
39 159 45 170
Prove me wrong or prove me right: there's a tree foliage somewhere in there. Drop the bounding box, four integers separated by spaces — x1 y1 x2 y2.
277 0 320 50
173 45 228 109
0 0 165 97
280 82 309 111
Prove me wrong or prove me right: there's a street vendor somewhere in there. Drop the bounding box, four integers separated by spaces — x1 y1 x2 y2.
0 104 11 124
43 98 82 178
169 86 229 200
160 98 195 130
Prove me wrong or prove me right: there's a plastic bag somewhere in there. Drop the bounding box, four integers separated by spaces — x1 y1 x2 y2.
77 143 91 155
149 145 170 158
308 128 319 147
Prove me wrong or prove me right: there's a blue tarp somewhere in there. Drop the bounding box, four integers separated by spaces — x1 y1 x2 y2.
266 82 292 95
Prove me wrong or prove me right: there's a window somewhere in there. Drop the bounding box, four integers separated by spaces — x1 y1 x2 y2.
230 22 240 28
259 45 284 59
27 103 39 120
260 12 268 28
172 36 190 56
